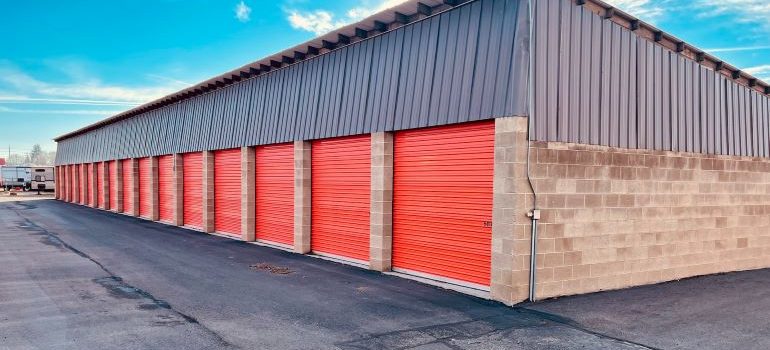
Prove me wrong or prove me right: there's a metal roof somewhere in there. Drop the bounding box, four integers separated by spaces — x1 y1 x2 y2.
53 0 465 141
54 0 770 142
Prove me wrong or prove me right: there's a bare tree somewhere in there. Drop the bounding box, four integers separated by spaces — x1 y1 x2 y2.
30 144 45 165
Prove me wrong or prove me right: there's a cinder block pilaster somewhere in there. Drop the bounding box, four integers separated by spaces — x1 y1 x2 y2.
369 132 394 271
102 162 110 210
490 116 531 306
90 163 98 207
131 158 140 216
173 154 184 226
242 147 256 241
202 151 215 233
294 141 311 254
115 161 124 212
149 157 159 221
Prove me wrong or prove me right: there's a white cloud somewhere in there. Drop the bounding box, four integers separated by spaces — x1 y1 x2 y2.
346 0 410 20
287 10 343 36
603 0 665 21
145 74 193 88
235 1 252 22
286 0 409 36
705 45 770 53
0 96 139 106
743 64 770 81
0 106 125 115
0 63 178 104
696 0 770 30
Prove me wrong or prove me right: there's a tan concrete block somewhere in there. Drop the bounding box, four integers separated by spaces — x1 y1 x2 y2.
294 141 312 254
202 151 215 233
242 147 256 241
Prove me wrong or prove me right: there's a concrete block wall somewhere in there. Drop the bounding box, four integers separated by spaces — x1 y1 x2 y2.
148 157 160 221
491 117 533 304
242 147 256 241
115 160 124 213
130 158 140 216
173 154 184 226
516 131 770 302
369 132 393 272
202 151 215 233
294 141 312 254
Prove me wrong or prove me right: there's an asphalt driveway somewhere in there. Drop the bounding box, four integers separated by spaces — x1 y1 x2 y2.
1 199 769 349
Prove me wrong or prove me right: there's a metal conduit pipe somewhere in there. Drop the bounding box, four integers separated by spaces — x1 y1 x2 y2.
525 0 540 303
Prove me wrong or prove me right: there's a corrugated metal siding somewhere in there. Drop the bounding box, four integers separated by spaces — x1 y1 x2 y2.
55 0 529 165
532 0 770 157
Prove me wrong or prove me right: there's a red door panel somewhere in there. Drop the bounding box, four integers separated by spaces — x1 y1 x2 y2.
183 152 203 228
80 164 86 204
214 148 241 236
86 163 93 206
255 143 294 246
97 162 104 208
392 121 494 287
311 135 370 262
158 155 174 222
71 165 77 203
121 159 133 213
138 157 152 218
109 161 118 210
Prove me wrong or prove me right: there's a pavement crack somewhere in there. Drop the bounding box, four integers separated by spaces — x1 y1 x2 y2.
516 307 662 350
11 208 239 349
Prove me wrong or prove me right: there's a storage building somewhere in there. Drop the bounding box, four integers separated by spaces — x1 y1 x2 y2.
54 0 770 304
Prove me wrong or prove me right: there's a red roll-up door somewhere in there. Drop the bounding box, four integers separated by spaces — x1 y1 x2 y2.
311 135 370 263
80 164 87 204
138 157 152 218
392 121 494 287
97 162 104 208
70 165 77 203
54 166 59 198
86 163 93 206
75 165 80 203
183 152 203 228
214 148 241 236
158 155 174 223
255 143 294 246
109 161 118 210
121 159 133 213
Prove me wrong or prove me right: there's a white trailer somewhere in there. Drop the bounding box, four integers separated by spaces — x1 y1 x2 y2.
30 166 55 191
1 166 31 191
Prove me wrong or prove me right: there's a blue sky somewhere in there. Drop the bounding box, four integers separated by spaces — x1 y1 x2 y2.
1 0 769 154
